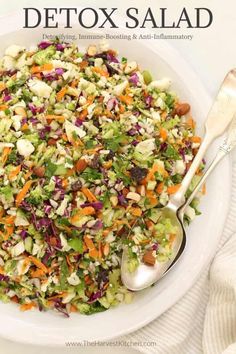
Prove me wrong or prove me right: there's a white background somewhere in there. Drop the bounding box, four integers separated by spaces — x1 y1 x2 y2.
0 0 235 353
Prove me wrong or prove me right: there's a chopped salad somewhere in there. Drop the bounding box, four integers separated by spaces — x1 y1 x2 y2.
0 39 204 316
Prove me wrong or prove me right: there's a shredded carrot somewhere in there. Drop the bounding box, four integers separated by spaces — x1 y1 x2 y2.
0 218 15 239
66 255 73 273
146 163 168 182
15 180 34 207
169 233 176 244
56 87 67 101
84 275 93 285
98 241 102 259
119 104 125 113
30 66 40 74
24 171 32 181
47 292 67 301
84 235 95 250
45 115 65 123
28 256 48 274
65 168 75 177
102 229 110 237
80 206 96 216
70 79 78 88
75 158 87 172
103 160 113 169
161 111 168 120
1 147 12 165
160 127 168 141
83 146 103 155
21 123 29 131
0 105 8 111
119 95 133 105
31 63 53 74
79 61 89 70
0 82 6 92
11 295 19 303
20 302 36 311
3 215 15 224
30 268 45 278
103 109 113 118
156 182 164 194
35 73 42 79
62 178 68 189
130 207 142 217
145 219 154 230
8 165 21 181
92 66 109 77
89 248 99 258
79 109 88 120
146 190 158 206
167 184 181 195
81 187 97 202
84 235 99 259
70 304 78 313
191 136 202 143
186 117 196 129
114 219 131 228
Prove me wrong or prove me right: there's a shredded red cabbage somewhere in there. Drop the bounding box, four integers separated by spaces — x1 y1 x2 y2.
81 201 103 210
3 95 11 102
145 95 153 107
107 98 118 111
38 41 53 49
55 68 64 75
129 73 139 86
107 53 119 63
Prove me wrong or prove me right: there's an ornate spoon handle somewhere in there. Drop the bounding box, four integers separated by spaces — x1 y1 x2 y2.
179 114 236 218
170 69 236 209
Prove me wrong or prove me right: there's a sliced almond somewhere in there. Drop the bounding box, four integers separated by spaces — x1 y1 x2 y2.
126 192 141 203
87 45 97 57
15 107 27 117
143 250 156 266
175 103 190 116
33 166 45 178
110 195 118 207
103 243 110 257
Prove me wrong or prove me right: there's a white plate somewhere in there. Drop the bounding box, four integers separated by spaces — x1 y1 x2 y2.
0 11 231 347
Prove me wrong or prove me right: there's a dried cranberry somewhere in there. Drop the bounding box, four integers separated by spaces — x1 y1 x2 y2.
130 166 148 182
106 150 115 160
89 154 100 169
71 180 82 192
105 63 119 76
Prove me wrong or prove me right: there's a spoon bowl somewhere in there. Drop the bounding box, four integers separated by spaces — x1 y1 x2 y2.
121 205 186 291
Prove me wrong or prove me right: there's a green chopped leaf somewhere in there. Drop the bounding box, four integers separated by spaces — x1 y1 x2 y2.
162 117 180 130
164 145 180 160
142 70 152 85
68 238 83 253
81 167 102 182
0 185 14 203
59 258 69 289
45 161 68 178
33 45 56 65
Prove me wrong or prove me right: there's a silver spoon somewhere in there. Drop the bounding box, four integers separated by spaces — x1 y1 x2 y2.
121 69 236 291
